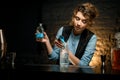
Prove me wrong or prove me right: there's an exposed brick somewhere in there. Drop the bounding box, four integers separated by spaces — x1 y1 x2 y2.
41 0 119 67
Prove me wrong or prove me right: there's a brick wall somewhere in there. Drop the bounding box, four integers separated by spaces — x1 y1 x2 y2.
41 0 120 66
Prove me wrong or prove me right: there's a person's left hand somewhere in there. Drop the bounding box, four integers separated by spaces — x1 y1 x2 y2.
54 39 64 48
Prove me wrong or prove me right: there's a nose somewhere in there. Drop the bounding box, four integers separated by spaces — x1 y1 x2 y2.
77 20 82 26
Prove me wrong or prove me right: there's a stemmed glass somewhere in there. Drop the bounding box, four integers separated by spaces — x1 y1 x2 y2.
101 55 106 67
6 52 16 69
100 54 106 74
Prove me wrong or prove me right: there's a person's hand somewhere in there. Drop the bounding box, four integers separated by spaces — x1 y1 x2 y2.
54 39 64 48
36 32 49 43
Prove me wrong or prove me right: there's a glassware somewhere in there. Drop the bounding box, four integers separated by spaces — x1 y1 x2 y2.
101 55 106 67
35 23 44 39
0 29 7 64
59 35 69 69
6 52 16 69
100 55 106 74
60 48 69 67
111 32 120 70
111 48 120 70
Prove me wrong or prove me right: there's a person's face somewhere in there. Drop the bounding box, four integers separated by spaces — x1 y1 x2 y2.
73 11 88 35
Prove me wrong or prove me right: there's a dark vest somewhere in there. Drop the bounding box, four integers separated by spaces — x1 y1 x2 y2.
62 26 94 59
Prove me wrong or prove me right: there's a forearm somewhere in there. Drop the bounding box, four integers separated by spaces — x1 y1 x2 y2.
68 51 80 65
45 40 53 55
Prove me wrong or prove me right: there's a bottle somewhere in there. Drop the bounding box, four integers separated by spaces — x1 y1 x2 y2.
111 32 120 70
100 55 106 74
59 35 69 68
36 23 44 39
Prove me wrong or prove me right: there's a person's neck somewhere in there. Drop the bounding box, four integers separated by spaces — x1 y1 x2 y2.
73 29 83 36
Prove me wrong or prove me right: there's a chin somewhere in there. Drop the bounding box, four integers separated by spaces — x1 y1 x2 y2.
73 30 80 35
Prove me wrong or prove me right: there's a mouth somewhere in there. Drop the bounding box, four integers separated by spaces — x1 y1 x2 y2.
74 26 81 31
73 26 84 34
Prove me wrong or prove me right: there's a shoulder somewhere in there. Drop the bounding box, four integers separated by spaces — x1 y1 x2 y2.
82 29 96 41
62 25 73 32
58 25 73 32
91 34 97 38
90 34 97 42
85 29 94 34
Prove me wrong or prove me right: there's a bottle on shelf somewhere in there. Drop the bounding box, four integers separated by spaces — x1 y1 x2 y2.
111 32 120 70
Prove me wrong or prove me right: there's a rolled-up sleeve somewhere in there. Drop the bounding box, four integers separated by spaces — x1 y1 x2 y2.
79 35 97 66
48 46 60 60
48 27 63 60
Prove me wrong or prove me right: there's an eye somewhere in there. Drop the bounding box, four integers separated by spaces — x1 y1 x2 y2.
82 20 87 24
74 16 80 21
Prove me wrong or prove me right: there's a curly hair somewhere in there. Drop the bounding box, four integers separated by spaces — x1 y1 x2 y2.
69 2 99 27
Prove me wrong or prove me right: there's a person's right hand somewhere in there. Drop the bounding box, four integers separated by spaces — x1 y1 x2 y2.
36 32 49 43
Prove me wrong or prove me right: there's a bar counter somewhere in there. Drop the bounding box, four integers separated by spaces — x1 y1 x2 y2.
16 64 120 80
0 63 120 80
